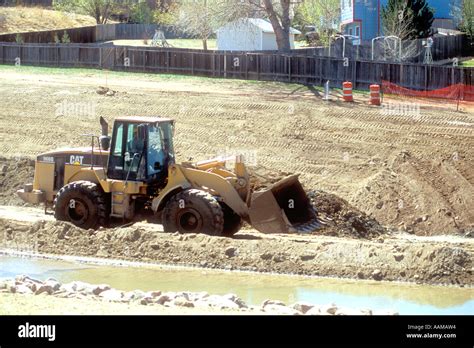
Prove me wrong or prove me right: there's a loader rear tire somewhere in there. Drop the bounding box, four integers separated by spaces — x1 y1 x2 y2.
54 181 108 230
162 189 224 236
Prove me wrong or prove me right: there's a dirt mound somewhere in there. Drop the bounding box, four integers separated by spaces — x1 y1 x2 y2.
1 218 472 286
308 191 386 239
250 168 387 239
0 157 35 206
350 151 474 236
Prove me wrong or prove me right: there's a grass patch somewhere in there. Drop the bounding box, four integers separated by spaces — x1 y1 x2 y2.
0 63 306 92
0 7 95 34
167 39 216 50
461 59 474 67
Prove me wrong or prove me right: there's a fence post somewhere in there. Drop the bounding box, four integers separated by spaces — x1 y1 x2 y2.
224 52 227 78
212 52 215 77
245 54 248 80
167 51 170 73
319 58 323 86
256 54 260 80
352 59 357 88
288 55 291 82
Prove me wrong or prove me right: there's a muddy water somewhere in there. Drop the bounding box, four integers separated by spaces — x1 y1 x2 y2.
1 256 472 315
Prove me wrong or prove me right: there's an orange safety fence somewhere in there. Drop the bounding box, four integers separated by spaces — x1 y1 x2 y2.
381 80 474 102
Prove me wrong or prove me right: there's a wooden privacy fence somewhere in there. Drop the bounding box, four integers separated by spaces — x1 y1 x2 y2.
0 0 52 6
0 43 472 90
0 24 185 43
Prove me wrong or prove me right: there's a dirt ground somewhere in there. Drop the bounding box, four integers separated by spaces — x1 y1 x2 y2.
0 66 473 237
0 214 472 286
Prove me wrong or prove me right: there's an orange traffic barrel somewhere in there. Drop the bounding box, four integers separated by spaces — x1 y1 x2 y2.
370 84 381 105
342 82 353 102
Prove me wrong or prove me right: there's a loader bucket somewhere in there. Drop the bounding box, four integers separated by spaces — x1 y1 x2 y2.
248 175 319 234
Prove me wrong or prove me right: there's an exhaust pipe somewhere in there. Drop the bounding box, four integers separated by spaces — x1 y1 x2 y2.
248 175 319 234
99 116 111 151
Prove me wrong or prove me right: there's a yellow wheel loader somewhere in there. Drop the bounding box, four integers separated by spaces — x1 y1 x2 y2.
17 117 319 236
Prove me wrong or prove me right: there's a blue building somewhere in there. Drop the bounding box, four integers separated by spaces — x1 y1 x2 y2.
341 0 459 42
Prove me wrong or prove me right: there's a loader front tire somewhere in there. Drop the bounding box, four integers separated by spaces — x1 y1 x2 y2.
162 189 224 236
54 181 108 230
221 203 242 237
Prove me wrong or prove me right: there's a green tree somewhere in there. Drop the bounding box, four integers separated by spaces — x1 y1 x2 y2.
408 0 434 38
54 0 115 24
451 0 474 40
296 0 340 45
130 1 154 24
61 31 71 43
382 0 434 39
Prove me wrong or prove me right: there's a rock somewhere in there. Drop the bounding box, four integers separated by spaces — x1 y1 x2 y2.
393 253 404 262
139 296 154 305
172 297 195 308
44 279 61 292
92 284 111 296
375 201 383 209
96 86 109 95
300 254 315 261
99 289 124 302
372 269 383 281
223 293 247 308
260 252 273 260
291 302 314 314
61 281 93 294
357 271 365 279
320 304 338 315
15 275 42 284
144 291 162 298
155 294 172 305
105 90 115 97
335 307 372 315
272 254 286 263
123 290 146 301
225 247 237 258
373 310 399 315
150 243 160 250
187 291 209 302
15 284 33 294
305 307 323 315
262 299 286 308
35 284 54 295
263 304 301 315
195 295 240 310
23 282 37 292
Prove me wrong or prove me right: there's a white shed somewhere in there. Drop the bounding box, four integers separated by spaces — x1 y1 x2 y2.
216 18 301 51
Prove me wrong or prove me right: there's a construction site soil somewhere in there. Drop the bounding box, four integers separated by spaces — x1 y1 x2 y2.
0 67 472 286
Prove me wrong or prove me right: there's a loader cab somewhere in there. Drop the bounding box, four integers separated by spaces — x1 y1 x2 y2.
107 117 175 184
